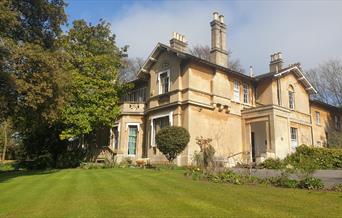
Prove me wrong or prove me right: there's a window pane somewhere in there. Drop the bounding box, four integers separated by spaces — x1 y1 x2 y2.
243 83 249 103
234 81 240 101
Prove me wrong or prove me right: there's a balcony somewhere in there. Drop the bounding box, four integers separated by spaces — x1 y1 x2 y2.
120 87 146 114
120 102 145 114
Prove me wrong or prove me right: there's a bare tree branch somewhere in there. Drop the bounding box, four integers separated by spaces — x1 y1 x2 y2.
188 44 245 74
306 59 342 107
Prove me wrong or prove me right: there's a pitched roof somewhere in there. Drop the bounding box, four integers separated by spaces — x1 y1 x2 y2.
310 99 342 112
255 64 317 94
137 43 252 80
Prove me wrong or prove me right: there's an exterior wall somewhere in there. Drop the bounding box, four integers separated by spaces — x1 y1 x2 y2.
256 78 275 105
310 103 342 147
187 105 244 165
279 73 310 114
148 52 182 109
115 115 144 161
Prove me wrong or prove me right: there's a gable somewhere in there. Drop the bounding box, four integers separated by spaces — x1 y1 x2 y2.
274 66 317 94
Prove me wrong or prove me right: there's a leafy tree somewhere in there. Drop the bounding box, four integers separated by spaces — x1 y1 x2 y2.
60 20 127 139
155 126 190 163
0 0 69 165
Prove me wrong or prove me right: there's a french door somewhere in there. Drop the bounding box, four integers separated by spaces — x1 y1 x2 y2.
128 126 137 155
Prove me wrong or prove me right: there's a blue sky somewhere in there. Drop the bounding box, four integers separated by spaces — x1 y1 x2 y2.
65 0 342 74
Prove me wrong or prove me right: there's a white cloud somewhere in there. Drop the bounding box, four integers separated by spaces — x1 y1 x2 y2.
111 1 342 74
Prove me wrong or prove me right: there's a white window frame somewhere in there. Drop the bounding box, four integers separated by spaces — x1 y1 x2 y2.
150 111 173 147
233 80 240 102
243 83 249 104
157 69 170 95
126 123 140 156
315 111 321 125
289 91 295 110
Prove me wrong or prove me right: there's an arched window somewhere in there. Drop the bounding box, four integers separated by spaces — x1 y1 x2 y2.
288 85 295 110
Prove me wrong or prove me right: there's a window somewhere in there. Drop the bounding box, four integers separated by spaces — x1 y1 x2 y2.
288 85 295 110
335 115 341 130
243 83 249 104
151 116 170 146
316 111 321 125
122 87 146 102
112 126 119 149
128 125 138 155
158 70 170 94
288 91 295 110
233 80 240 102
290 127 298 151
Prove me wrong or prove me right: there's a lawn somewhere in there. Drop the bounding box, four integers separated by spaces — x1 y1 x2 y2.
0 168 341 218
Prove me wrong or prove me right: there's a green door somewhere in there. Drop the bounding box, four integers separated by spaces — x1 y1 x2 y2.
128 126 137 155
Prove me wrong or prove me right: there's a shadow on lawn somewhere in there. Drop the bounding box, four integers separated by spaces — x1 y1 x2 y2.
0 169 59 183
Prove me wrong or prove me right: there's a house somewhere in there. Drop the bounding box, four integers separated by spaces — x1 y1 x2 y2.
107 12 342 165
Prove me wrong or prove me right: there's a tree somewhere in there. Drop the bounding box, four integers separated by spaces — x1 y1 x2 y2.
306 59 342 107
60 19 127 139
155 126 190 163
189 44 245 73
0 0 69 165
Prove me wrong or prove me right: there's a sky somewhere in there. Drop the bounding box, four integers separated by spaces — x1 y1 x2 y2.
65 0 342 75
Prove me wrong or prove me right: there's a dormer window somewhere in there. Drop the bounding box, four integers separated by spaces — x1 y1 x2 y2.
288 85 295 110
158 70 170 94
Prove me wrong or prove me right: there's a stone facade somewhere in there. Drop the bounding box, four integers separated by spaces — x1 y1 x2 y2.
108 12 342 166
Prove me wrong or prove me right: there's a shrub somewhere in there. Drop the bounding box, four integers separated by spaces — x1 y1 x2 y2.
298 177 324 190
56 147 86 168
259 158 284 169
19 152 54 170
330 184 342 192
268 176 299 188
193 137 216 172
156 126 190 163
284 145 342 170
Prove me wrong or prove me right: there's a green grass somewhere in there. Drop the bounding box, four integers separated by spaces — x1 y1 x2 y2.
0 168 341 218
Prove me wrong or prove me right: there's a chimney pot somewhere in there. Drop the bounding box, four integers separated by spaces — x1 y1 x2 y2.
219 15 224 23
213 12 219 20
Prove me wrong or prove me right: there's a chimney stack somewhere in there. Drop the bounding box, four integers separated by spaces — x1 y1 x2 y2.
269 52 283 73
210 12 228 68
170 32 188 52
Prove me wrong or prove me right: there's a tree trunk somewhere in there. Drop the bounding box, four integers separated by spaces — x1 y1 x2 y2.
2 121 7 161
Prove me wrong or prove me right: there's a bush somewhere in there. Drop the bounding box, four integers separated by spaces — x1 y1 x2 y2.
268 176 299 188
56 147 86 168
330 184 342 192
298 177 324 190
156 126 190 162
19 152 54 170
259 158 284 169
284 145 342 170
